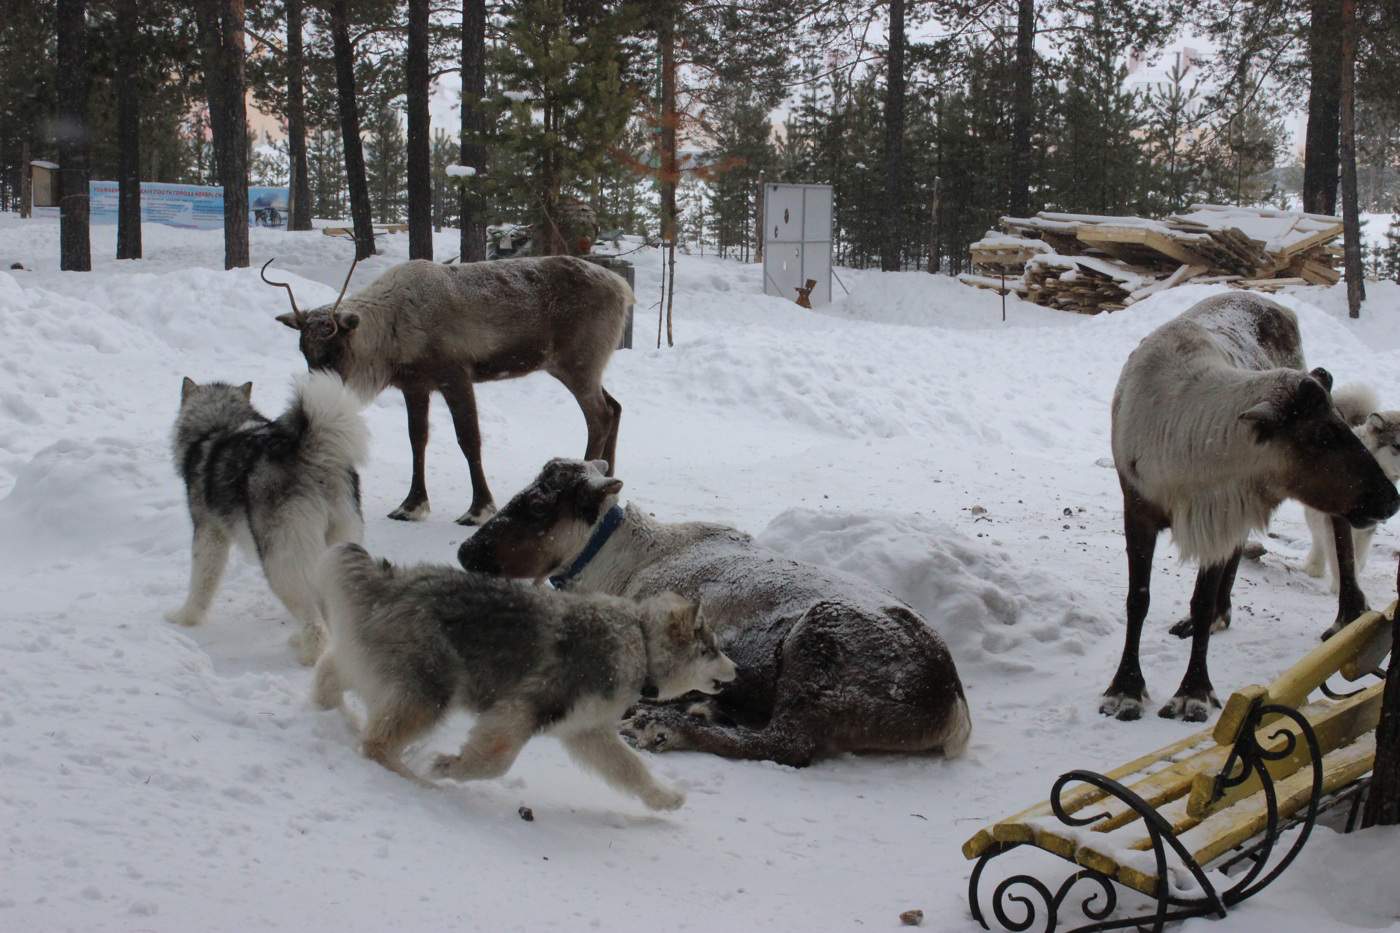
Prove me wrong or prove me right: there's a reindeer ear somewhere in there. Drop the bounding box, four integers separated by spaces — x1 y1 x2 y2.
336 312 360 332
1240 399 1285 440
239 382 253 400
181 376 197 400
1309 367 1334 392
276 312 302 330
1294 374 1331 415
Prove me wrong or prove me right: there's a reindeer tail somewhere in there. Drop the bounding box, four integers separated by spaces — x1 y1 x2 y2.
940 695 973 760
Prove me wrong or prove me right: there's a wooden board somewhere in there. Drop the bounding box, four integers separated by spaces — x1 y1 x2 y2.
1075 225 1210 268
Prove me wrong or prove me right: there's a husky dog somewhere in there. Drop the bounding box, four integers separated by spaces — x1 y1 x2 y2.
1304 383 1400 590
459 459 972 768
312 543 736 811
166 372 368 664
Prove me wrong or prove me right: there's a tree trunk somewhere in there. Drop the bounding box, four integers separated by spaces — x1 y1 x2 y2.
459 0 487 262
1008 0 1034 218
330 0 377 260
56 0 91 272
20 140 32 218
1303 0 1342 215
116 0 142 260
659 6 677 345
286 0 312 231
1339 0 1363 316
880 0 906 272
406 0 432 260
211 0 249 270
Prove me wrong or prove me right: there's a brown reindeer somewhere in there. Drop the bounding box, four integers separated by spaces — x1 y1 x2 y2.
267 256 630 525
1104 293 1399 723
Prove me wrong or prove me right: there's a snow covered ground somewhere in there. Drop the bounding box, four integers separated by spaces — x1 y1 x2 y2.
2 216 1400 932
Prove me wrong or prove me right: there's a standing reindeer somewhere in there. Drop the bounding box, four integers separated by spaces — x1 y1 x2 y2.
267 256 630 525
1103 293 1399 723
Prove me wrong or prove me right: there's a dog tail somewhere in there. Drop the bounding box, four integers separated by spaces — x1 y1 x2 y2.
1332 382 1379 427
317 543 391 633
281 371 370 470
940 695 972 760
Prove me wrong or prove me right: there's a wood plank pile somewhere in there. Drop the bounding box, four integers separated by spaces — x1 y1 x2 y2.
960 205 1345 314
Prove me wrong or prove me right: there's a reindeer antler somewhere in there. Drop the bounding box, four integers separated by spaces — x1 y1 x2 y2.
330 256 359 315
324 255 360 338
260 258 305 326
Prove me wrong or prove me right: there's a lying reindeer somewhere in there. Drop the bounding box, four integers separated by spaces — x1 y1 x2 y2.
458 459 972 768
265 256 631 525
1104 292 1399 723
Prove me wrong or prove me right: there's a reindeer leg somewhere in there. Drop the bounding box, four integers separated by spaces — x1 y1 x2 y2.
388 385 432 521
1160 557 1231 722
1102 489 1162 720
600 388 622 474
1323 514 1369 639
440 380 495 525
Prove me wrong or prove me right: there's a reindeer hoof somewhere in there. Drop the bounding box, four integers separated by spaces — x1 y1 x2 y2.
455 503 498 526
388 500 430 522
1099 693 1145 721
621 714 675 752
1158 692 1219 722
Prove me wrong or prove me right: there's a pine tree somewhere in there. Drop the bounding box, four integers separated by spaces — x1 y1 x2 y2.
1141 58 1211 214
1042 7 1149 215
490 0 636 255
307 127 344 219
1382 207 1400 281
364 93 407 223
705 84 775 261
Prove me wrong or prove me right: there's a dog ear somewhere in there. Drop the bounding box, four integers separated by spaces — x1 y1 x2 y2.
239 382 253 400
181 376 197 400
1368 412 1387 431
659 593 700 635
276 312 303 330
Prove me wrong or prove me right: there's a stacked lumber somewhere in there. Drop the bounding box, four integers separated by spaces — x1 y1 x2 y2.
961 205 1345 314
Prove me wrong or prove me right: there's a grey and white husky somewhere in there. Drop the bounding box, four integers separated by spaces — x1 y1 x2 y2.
1304 383 1400 590
166 371 368 664
312 543 736 811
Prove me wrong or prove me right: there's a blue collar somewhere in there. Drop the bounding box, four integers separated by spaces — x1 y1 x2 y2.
549 505 625 589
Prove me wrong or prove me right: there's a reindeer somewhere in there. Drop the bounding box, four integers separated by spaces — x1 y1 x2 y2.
266 256 630 525
1103 292 1399 723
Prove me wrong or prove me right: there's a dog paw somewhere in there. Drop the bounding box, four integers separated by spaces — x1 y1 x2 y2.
1099 694 1145 721
290 628 325 666
165 607 204 627
641 785 686 811
430 754 463 779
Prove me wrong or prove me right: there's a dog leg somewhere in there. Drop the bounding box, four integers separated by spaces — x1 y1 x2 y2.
261 535 330 666
431 704 530 782
166 523 232 627
560 726 684 811
1302 506 1329 579
359 695 443 788
311 651 345 711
